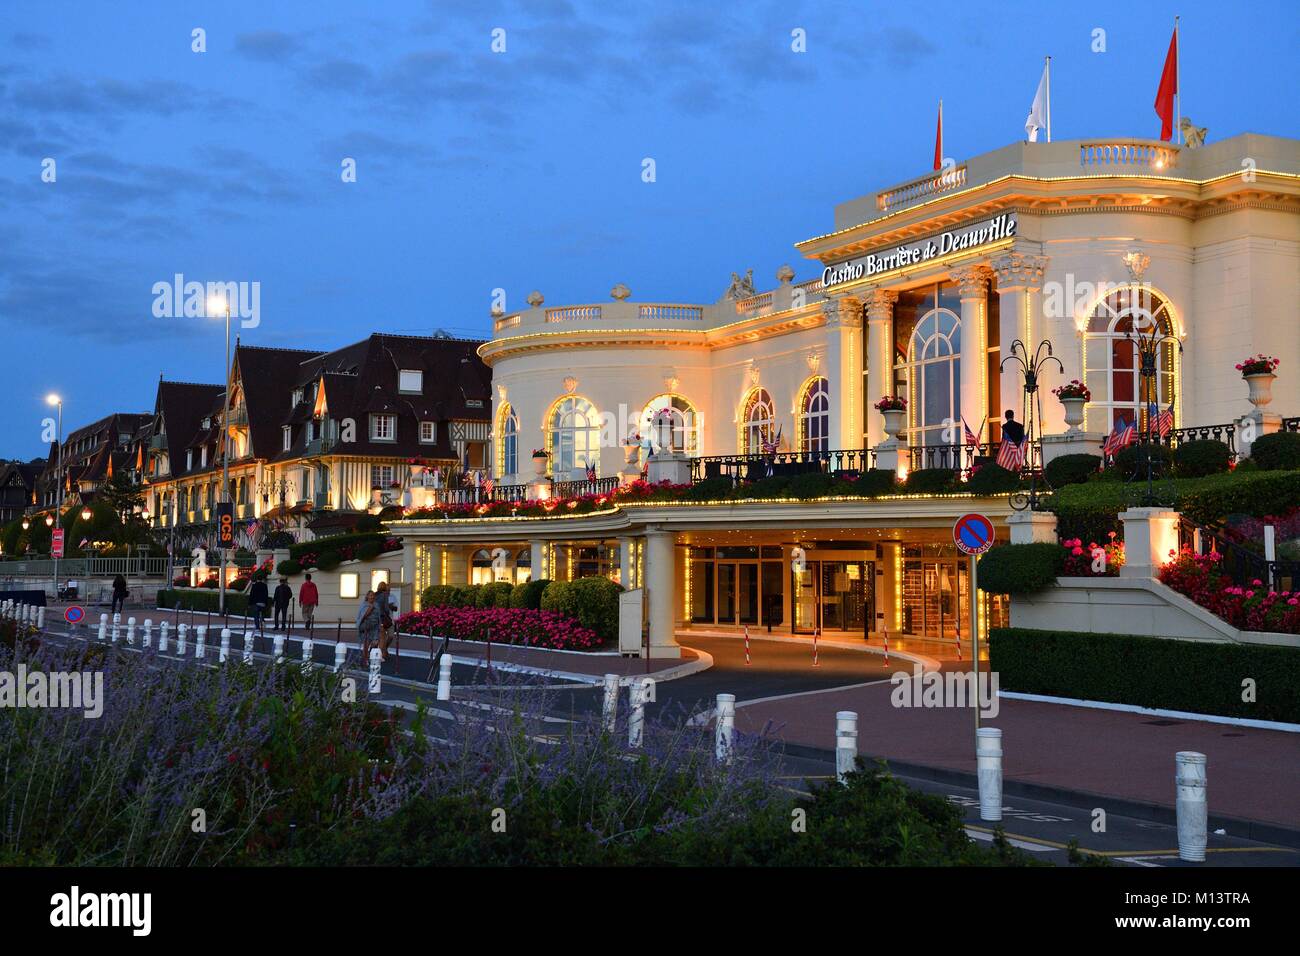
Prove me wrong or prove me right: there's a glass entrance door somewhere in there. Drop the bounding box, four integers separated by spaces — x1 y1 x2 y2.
716 562 758 625
793 560 875 634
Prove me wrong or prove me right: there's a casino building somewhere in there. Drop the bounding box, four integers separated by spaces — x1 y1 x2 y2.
392 132 1300 656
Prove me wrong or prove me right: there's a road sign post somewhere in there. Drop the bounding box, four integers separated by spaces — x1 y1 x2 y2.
954 514 996 734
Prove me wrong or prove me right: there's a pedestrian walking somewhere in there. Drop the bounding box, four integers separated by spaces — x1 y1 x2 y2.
356 590 380 662
375 580 397 662
272 576 293 630
111 574 128 614
248 575 269 633
299 572 319 632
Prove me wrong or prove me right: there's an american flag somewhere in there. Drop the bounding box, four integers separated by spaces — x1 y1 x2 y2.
483 477 494 496
1149 403 1174 439
995 437 1024 471
585 463 597 482
962 416 983 447
1102 419 1136 457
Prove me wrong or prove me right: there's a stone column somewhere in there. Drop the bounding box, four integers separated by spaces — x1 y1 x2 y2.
820 295 864 450
991 252 1049 433
864 289 899 451
954 265 993 435
1119 508 1180 580
529 538 549 582
644 528 681 659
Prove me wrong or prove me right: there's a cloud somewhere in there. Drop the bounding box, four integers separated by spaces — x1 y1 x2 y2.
234 30 305 61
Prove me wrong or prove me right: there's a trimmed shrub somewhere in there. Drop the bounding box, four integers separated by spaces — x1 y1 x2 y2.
1249 431 1300 471
1177 469 1300 527
967 463 1019 495
420 584 464 609
314 550 341 571
1044 453 1101 489
684 477 734 501
904 469 958 494
787 472 836 499
478 581 514 608
975 543 1065 595
355 540 382 562
1174 439 1231 478
738 476 791 499
510 578 551 610
1112 442 1173 481
456 584 482 608
990 627 1300 722
354 514 383 533
541 576 622 642
156 588 251 616
845 468 897 497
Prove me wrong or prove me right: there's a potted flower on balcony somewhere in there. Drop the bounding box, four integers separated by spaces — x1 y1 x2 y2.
653 408 676 453
1236 354 1280 407
1052 380 1091 433
873 395 908 440
622 431 642 465
530 448 550 477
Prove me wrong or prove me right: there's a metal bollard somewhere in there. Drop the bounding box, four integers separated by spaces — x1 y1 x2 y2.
142 619 153 648
98 614 108 643
333 641 346 673
977 727 1003 822
1176 751 1208 862
627 678 649 748
110 617 120 644
243 631 254 664
37 606 45 629
158 621 170 653
219 628 231 663
273 634 285 662
301 637 314 669
126 617 137 645
601 673 620 732
113 612 121 627
368 647 382 694
195 625 207 660
176 623 188 656
715 693 736 764
835 711 858 782
437 654 452 701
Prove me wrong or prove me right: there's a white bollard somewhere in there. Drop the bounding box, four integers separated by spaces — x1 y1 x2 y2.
368 647 382 694
98 614 108 643
126 617 137 645
195 625 207 660
627 679 646 748
113 612 121 627
715 693 736 764
220 628 231 663
437 654 452 701
110 617 120 643
158 621 170 652
601 673 620 732
835 710 859 782
1176 751 1208 862
37 606 46 629
333 641 347 673
977 727 1003 822
273 634 285 662
176 623 188 656
142 619 153 648
301 637 314 669
243 631 254 664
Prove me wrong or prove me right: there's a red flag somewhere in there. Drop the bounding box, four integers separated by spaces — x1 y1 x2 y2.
1154 25 1178 142
933 100 943 170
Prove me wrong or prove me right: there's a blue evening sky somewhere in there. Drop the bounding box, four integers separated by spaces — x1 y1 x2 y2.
1 0 1296 457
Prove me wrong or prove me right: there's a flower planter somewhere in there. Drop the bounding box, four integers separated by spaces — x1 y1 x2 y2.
622 442 641 465
531 455 549 477
1060 396 1087 433
880 408 907 441
1244 372 1276 408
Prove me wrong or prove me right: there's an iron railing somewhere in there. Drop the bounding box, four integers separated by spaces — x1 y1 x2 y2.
905 441 1035 477
1282 417 1300 434
690 448 877 484
1177 516 1300 593
552 477 620 499
1160 422 1237 459
0 556 183 579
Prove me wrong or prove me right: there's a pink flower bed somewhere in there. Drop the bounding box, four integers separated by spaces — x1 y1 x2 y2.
1159 547 1300 634
1060 534 1124 576
396 606 604 651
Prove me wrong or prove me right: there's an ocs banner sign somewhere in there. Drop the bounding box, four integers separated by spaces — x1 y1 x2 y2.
821 213 1017 289
216 502 234 549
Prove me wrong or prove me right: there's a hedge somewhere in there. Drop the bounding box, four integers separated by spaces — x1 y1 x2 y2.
990 627 1300 722
904 469 958 494
540 577 622 641
289 531 388 561
477 581 515 608
510 578 551 610
966 463 1019 495
1249 431 1300 471
157 589 250 616
975 543 1064 595
1044 453 1101 489
1173 439 1231 478
1112 443 1174 481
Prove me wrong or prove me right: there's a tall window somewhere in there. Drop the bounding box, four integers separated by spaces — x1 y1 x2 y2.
370 413 396 441
1084 286 1178 432
799 378 830 453
741 388 775 453
498 406 519 477
549 396 600 475
904 303 961 447
639 394 698 455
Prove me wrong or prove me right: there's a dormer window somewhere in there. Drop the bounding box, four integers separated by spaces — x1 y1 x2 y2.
370 413 397 441
398 369 423 394
292 388 304 407
282 426 292 451
186 450 193 470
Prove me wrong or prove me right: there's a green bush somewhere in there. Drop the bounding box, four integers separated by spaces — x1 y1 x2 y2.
684 477 734 501
1177 469 1300 527
991 628 1300 722
541 577 622 642
478 581 515 608
847 468 897 497
509 578 551 610
1111 442 1173 481
314 550 341 571
787 472 835 499
420 584 463 609
1174 439 1231 478
353 514 383 533
739 476 790 499
355 540 382 562
1044 453 1101 489
975 543 1064 595
156 588 250 617
276 559 302 577
967 463 1020 495
1249 431 1300 471
904 469 958 494
289 531 387 561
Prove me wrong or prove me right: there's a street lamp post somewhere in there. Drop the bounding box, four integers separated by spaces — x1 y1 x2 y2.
999 339 1062 512
210 293 233 616
46 394 63 599
1126 320 1183 507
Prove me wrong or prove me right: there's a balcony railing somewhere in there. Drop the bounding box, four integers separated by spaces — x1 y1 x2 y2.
546 305 602 323
551 477 620 499
691 449 877 484
1079 141 1177 170
877 164 968 213
1160 422 1238 460
149 433 166 450
638 304 703 322
304 436 334 457
1178 515 1300 593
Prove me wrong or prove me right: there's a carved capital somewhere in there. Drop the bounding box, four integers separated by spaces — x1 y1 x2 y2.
821 295 862 328
990 253 1048 292
863 288 899 322
952 265 994 300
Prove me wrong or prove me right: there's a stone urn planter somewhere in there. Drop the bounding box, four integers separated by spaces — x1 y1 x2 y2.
1245 372 1276 409
531 453 549 477
1060 396 1087 433
880 408 907 441
623 441 641 466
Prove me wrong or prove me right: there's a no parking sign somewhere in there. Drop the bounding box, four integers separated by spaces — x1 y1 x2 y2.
64 606 85 625
953 513 995 556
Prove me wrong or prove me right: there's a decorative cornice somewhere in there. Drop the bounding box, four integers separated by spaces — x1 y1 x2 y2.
863 288 899 321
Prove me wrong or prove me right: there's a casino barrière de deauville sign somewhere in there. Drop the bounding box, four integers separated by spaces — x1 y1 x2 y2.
821 213 1017 288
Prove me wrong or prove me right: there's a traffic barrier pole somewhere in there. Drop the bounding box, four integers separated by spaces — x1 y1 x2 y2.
835 710 858 782
715 693 736 764
176 623 188 656
627 678 647 748
333 641 346 673
368 647 382 694
219 628 231 663
437 655 452 701
142 619 153 649
1176 751 1208 862
243 631 254 664
743 625 750 665
97 614 108 643
976 727 1003 822
273 634 285 663
110 615 120 644
601 673 619 731
882 625 889 667
159 621 170 652
126 617 137 646
302 637 314 669
812 627 819 667
195 625 207 660
36 606 45 630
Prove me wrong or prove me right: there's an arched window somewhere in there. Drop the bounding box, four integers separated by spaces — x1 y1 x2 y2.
905 307 961 447
549 396 600 476
497 404 519 478
740 388 776 454
515 547 531 584
1084 286 1178 433
799 378 830 453
470 548 495 585
639 394 699 455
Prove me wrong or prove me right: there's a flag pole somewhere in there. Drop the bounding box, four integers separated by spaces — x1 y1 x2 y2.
1174 16 1181 145
939 98 943 163
1045 56 1051 143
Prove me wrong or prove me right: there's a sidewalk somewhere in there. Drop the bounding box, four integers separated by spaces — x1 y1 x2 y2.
734 682 1300 831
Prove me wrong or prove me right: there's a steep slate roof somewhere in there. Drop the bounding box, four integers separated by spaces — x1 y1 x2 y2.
152 381 225 473
232 345 324 461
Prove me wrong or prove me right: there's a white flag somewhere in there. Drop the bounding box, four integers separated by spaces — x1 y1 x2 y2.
1025 61 1049 142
